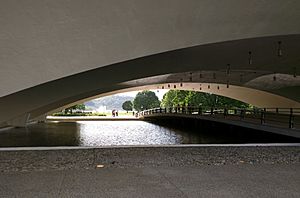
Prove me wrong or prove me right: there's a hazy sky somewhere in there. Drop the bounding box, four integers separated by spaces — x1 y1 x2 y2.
116 89 168 100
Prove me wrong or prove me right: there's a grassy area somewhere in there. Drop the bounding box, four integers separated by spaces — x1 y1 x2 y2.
52 112 106 117
52 111 135 117
93 111 135 117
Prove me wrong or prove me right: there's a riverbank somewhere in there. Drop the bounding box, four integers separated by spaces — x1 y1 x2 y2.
0 144 299 172
47 116 138 122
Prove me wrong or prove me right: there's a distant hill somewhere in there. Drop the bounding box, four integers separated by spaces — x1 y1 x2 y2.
85 95 134 110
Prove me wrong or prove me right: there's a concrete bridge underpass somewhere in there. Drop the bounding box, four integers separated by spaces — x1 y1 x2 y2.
1 0 300 127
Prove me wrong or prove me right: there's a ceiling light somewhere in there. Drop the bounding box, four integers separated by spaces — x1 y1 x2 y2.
277 41 282 57
248 51 252 65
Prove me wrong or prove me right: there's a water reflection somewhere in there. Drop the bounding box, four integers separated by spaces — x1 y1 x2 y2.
0 121 209 147
78 121 182 146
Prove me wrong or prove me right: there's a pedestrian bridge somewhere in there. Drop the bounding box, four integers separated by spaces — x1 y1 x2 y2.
138 107 300 138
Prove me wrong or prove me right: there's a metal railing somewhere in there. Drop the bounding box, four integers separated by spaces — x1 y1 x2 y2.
138 107 300 130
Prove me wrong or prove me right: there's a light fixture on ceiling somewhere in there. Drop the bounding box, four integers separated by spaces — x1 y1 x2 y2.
227 64 230 75
277 41 282 57
248 51 252 65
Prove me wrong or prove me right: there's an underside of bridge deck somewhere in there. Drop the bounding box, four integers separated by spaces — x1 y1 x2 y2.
1 0 300 126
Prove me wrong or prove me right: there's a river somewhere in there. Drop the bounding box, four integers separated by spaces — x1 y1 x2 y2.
0 120 297 147
0 121 213 147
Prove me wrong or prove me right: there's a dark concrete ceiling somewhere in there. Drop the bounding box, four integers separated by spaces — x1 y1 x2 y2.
1 0 300 125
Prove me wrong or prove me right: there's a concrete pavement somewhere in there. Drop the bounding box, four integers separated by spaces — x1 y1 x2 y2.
0 145 299 197
0 164 299 198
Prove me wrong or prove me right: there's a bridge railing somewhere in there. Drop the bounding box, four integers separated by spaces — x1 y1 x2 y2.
138 107 300 130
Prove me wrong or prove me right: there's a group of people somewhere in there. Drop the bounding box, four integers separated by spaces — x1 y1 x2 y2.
112 109 119 117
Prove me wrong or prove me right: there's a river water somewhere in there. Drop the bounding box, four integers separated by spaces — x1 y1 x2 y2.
0 121 218 147
0 120 297 147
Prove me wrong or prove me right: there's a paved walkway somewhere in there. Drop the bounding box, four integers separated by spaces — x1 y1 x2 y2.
1 145 299 197
0 164 299 198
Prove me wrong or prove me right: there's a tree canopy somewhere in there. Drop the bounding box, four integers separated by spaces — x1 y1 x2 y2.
133 91 160 111
122 100 133 112
161 90 251 109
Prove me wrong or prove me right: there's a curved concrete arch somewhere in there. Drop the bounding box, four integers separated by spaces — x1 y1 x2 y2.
1 1 300 126
1 35 300 126
1 0 300 97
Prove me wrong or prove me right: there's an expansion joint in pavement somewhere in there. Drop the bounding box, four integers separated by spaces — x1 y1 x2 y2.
156 168 189 198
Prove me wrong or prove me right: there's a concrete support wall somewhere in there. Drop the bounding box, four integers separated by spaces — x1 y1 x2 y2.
7 114 30 127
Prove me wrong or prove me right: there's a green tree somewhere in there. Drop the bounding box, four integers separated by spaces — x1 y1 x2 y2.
161 90 177 108
161 90 189 108
216 96 250 108
133 91 161 111
122 100 133 112
184 91 207 107
161 90 251 109
64 104 86 114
